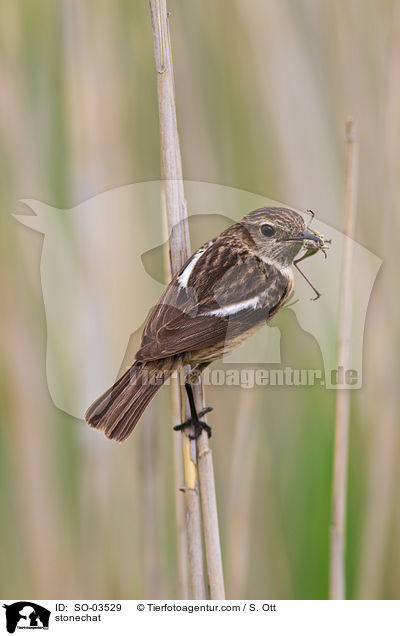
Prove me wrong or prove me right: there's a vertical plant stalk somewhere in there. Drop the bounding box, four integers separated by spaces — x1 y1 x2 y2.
149 0 225 599
161 196 189 599
196 402 225 599
329 118 358 600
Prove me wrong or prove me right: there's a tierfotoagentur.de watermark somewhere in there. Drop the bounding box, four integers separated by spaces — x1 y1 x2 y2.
13 181 381 417
129 365 358 389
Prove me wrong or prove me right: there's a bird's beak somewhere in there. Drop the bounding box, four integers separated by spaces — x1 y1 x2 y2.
286 229 324 246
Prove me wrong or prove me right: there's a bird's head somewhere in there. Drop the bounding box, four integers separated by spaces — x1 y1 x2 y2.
241 207 328 268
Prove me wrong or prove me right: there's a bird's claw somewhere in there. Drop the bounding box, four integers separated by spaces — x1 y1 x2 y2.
174 407 213 439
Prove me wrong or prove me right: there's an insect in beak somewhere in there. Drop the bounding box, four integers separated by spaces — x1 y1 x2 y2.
289 229 331 300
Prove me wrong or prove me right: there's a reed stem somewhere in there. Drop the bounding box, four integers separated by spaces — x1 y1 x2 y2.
149 0 225 599
329 118 358 599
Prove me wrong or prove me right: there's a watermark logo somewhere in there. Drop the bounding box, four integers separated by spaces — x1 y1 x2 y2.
131 365 358 389
2 602 50 633
14 181 382 417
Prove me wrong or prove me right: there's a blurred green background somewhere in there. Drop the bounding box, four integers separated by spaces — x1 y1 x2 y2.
1 0 399 600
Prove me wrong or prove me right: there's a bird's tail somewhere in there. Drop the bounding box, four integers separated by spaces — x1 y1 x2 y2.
85 359 175 442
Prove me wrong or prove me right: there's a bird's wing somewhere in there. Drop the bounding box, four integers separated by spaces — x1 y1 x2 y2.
135 233 292 361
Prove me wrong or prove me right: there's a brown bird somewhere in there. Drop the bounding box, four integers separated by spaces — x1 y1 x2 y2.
85 207 328 441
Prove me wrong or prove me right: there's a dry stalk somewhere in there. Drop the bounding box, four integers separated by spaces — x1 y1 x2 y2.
329 118 358 599
149 0 225 599
161 195 189 598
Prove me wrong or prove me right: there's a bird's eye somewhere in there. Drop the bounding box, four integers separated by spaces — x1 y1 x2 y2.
260 224 275 237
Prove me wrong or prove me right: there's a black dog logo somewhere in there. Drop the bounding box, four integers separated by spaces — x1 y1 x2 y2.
2 602 50 633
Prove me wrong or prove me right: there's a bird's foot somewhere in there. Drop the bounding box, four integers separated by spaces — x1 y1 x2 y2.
173 406 213 439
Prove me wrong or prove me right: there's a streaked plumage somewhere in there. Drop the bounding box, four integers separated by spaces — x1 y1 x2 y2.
85 207 324 441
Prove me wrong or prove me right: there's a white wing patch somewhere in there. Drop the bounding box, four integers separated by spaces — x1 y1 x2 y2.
177 241 214 288
201 294 263 317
